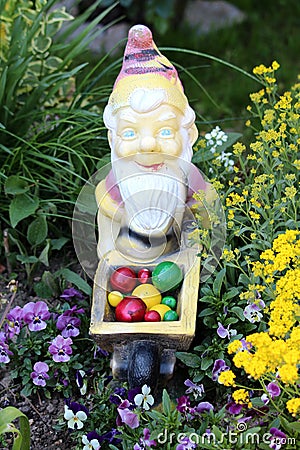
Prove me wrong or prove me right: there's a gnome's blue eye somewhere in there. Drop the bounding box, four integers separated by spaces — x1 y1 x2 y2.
122 129 136 139
159 128 173 138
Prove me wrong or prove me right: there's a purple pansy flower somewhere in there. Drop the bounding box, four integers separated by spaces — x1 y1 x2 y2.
128 386 141 404
56 315 81 337
267 382 281 398
134 428 157 449
194 401 214 414
240 338 252 351
98 428 122 446
212 359 229 381
22 301 50 331
60 287 84 301
0 331 6 344
226 401 243 415
117 399 139 428
217 322 237 339
5 306 23 338
0 342 13 363
30 361 50 387
176 395 190 413
109 386 127 405
261 382 281 405
184 379 204 398
48 335 73 362
269 428 287 450
176 436 197 450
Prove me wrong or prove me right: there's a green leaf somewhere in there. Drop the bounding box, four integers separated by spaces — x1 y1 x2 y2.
35 270 59 297
20 383 33 398
162 389 171 416
192 148 215 164
0 407 30 450
280 417 300 433
176 352 201 368
215 132 242 153
198 307 215 317
32 35 52 53
17 255 39 264
47 9 74 23
4 176 29 195
9 194 39 228
44 56 63 70
27 215 48 246
59 268 92 295
51 237 68 250
200 357 213 370
39 240 50 266
213 268 226 297
231 306 245 321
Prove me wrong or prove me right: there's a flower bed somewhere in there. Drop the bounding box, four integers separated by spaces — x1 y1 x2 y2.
1 60 299 449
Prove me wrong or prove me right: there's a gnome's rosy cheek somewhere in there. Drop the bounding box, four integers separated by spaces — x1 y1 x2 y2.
114 137 138 158
157 132 183 157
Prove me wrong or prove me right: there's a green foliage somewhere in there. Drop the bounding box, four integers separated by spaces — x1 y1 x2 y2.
0 407 30 450
0 0 116 280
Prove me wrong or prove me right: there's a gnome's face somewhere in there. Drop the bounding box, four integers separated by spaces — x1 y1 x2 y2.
110 101 190 238
110 103 185 168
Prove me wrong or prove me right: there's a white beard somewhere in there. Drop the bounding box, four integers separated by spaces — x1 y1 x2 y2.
113 159 188 237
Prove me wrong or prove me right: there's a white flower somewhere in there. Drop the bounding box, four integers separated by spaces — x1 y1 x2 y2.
205 126 228 153
82 434 100 450
64 405 87 429
216 151 234 170
134 384 154 410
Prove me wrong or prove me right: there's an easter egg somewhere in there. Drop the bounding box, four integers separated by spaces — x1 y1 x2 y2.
152 261 183 292
132 283 161 310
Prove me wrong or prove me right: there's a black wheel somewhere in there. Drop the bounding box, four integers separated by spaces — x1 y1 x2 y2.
127 340 160 391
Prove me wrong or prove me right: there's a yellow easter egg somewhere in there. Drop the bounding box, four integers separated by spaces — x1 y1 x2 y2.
149 303 171 320
132 283 162 310
108 291 124 307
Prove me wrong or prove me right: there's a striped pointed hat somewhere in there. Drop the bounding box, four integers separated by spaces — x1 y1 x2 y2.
108 24 189 113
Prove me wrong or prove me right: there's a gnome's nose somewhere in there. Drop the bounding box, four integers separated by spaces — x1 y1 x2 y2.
140 136 159 153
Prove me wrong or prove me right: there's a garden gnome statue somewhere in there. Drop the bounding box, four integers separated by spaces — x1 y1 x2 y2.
96 24 209 262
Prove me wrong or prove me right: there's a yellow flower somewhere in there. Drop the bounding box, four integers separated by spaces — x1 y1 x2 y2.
284 186 297 199
218 370 236 386
253 64 269 75
265 76 276 84
228 340 243 354
232 389 251 405
286 398 300 417
249 211 260 220
222 249 235 262
232 142 246 156
293 159 300 170
250 89 265 103
272 61 280 70
278 364 299 384
227 209 235 220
